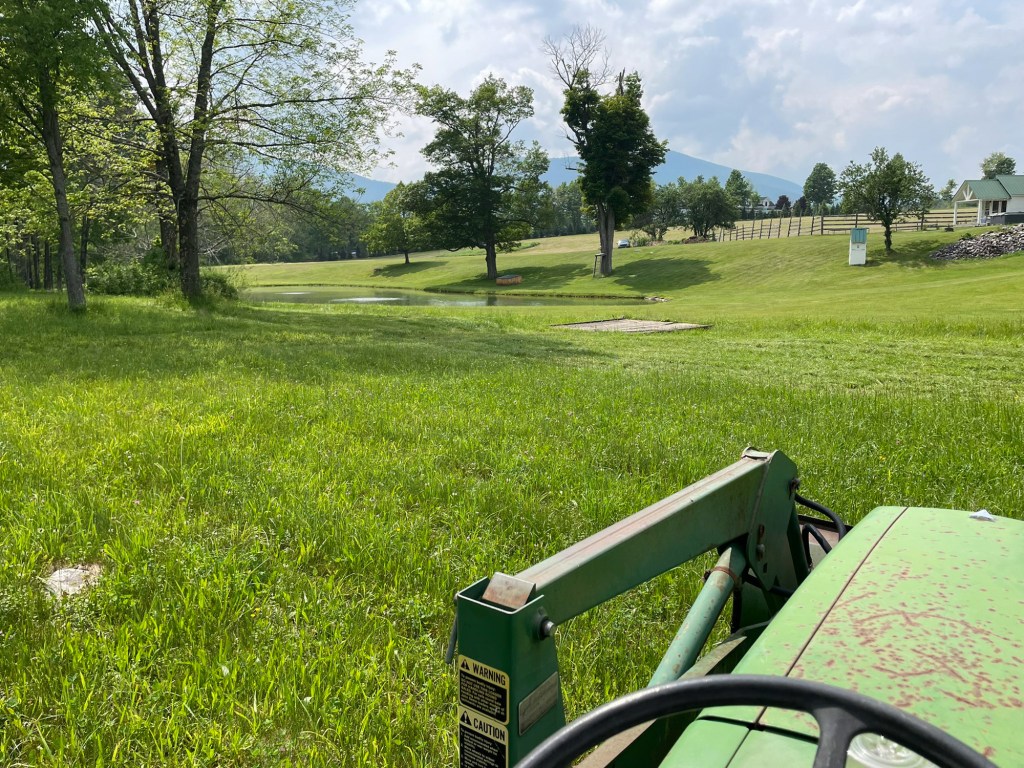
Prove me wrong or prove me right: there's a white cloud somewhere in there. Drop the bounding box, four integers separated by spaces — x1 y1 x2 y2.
350 0 1023 188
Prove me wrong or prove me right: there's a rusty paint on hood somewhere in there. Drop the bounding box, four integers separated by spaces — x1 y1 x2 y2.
720 505 1023 764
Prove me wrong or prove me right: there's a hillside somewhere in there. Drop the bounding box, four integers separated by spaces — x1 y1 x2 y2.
231 227 1024 324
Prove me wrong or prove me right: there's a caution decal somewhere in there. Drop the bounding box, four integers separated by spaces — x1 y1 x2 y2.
458 706 508 768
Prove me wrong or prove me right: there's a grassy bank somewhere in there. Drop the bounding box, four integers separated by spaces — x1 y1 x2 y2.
1 237 1022 765
228 227 1024 323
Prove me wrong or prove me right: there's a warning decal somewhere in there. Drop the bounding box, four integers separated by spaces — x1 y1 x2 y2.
458 706 508 768
458 655 509 723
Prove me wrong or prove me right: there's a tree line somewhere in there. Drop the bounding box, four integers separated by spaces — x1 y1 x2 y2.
3 7 1016 309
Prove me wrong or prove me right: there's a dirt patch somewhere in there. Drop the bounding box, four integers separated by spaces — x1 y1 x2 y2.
553 319 710 333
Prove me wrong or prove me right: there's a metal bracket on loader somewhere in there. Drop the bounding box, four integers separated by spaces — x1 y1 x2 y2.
449 449 814 767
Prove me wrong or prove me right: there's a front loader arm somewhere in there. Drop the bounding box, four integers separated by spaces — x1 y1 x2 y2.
452 449 810 767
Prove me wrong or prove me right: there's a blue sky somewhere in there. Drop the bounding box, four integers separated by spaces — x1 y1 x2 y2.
351 0 1022 189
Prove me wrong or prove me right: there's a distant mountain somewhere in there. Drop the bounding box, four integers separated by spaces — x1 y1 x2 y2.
544 150 803 202
350 151 803 203
343 174 399 202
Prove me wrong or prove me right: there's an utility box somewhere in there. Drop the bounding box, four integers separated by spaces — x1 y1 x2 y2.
849 228 867 266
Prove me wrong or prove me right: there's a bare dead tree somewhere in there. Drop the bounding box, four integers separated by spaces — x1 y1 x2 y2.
542 25 612 91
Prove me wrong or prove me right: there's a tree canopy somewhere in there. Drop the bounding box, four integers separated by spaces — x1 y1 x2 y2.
724 170 757 213
413 77 549 280
547 26 665 275
680 176 737 239
839 147 932 251
631 182 680 243
0 0 109 309
364 183 428 264
92 0 416 299
981 152 1016 179
803 163 837 212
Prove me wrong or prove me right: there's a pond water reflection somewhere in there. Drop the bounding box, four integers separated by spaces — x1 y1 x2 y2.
244 286 642 307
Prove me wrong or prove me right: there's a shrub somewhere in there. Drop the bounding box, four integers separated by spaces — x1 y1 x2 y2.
199 268 240 300
86 260 173 296
0 266 26 292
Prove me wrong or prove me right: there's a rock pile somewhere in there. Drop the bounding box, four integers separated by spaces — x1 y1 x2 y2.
930 225 1024 261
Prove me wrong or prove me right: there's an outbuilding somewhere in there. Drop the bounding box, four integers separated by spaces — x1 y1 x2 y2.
952 174 1024 225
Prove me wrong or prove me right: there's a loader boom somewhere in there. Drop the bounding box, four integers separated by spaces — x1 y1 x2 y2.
452 449 812 767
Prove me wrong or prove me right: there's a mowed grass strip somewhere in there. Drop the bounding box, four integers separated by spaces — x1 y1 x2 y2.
0 238 1022 766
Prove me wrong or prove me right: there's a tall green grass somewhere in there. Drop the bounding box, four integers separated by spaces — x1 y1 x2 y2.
0 238 1022 766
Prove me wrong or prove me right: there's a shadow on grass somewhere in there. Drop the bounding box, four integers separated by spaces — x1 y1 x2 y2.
371 260 445 278
610 257 719 294
871 235 953 268
445 261 590 293
0 295 611 386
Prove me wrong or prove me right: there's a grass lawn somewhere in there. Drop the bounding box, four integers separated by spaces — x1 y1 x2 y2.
1 229 1022 766
228 227 1024 323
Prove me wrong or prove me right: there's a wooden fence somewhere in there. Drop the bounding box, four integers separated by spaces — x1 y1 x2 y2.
716 210 971 242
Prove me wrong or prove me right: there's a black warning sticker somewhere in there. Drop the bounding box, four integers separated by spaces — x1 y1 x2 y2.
458 655 509 723
458 706 508 768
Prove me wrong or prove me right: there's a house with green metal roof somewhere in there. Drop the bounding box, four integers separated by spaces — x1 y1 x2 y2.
952 174 1024 224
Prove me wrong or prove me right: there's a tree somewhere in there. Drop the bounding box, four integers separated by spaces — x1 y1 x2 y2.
0 0 105 309
792 196 810 216
549 180 591 236
365 183 427 264
980 152 1016 179
724 169 757 215
546 27 666 275
803 163 837 213
838 147 932 251
414 77 550 280
775 195 791 212
679 176 737 239
937 178 958 206
93 0 416 299
632 182 682 242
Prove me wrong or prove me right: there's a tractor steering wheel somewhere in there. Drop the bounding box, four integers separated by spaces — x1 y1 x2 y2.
515 675 996 768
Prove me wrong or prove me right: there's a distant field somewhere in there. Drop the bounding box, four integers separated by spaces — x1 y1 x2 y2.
228 226 1024 323
2 228 1022 765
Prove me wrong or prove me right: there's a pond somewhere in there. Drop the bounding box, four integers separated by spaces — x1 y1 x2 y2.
244 286 644 307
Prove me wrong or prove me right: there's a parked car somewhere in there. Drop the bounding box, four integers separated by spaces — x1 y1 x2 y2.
617 239 631 248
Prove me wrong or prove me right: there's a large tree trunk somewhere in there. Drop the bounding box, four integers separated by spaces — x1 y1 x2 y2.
596 202 615 275
39 75 86 310
178 194 202 298
174 0 223 300
484 241 498 280
160 212 178 271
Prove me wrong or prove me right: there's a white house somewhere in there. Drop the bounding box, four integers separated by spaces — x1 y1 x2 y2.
952 175 1024 225
755 197 775 214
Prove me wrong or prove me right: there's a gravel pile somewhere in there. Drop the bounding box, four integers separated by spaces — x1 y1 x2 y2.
931 225 1024 261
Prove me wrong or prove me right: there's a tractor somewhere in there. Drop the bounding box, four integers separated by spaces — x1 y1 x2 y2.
448 449 1021 767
